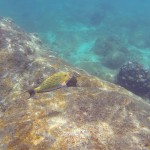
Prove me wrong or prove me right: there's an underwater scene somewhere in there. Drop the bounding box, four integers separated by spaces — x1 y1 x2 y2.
0 0 150 149
0 2 150 76
1 0 150 98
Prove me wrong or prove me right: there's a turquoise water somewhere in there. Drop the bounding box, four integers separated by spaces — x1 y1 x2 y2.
1 0 150 81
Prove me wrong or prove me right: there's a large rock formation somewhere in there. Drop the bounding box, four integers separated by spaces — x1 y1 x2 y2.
0 18 150 150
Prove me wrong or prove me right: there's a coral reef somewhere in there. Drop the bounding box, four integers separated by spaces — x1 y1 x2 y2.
117 61 150 97
0 18 150 150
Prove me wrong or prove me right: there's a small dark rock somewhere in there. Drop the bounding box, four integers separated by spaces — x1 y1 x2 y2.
66 76 77 87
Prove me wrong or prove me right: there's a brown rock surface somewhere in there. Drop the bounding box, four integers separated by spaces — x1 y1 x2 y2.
0 18 150 150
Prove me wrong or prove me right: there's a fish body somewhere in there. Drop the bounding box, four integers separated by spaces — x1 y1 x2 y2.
28 71 71 97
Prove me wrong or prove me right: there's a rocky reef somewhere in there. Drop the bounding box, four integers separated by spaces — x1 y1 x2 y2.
92 36 129 69
0 18 150 150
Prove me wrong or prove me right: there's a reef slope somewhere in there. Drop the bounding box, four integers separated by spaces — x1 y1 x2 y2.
0 18 150 150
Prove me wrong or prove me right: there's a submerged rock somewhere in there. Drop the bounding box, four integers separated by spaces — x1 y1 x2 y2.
117 61 150 98
103 51 126 69
92 36 129 69
0 18 150 150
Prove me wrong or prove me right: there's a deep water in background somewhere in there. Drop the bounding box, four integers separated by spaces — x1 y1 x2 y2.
1 0 150 82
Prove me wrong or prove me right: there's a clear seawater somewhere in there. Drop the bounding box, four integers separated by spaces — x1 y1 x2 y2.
1 0 150 82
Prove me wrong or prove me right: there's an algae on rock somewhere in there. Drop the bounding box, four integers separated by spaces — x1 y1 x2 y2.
0 18 150 150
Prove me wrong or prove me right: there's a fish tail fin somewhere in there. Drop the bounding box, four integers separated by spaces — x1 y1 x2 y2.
9 89 35 101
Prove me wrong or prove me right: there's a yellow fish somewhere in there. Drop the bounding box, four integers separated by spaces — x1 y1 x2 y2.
28 71 73 98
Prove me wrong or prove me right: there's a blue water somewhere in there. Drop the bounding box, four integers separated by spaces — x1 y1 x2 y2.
1 0 150 81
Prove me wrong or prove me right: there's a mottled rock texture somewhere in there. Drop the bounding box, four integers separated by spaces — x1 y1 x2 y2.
0 18 150 150
117 61 150 98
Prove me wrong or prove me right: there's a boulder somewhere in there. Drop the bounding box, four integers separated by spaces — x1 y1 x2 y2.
0 18 150 150
117 61 150 97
